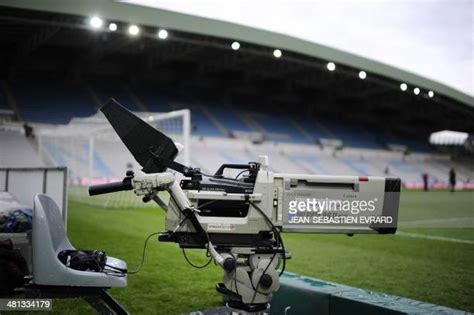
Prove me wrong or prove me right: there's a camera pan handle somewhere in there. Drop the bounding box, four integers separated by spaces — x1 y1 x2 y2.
88 178 133 196
214 163 254 177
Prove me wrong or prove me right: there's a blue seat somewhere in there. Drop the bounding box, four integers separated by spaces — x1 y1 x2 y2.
13 80 95 124
209 106 251 132
253 113 309 143
93 83 139 111
191 108 225 137
321 121 383 149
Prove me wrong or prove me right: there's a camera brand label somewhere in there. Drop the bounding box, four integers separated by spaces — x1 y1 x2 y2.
207 223 236 231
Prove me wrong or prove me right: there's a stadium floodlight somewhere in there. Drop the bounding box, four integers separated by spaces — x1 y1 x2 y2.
400 83 408 91
158 29 168 39
428 90 435 98
414 87 420 95
128 25 140 36
89 16 103 29
358 71 367 79
327 62 336 71
273 49 282 58
108 23 117 32
231 41 240 50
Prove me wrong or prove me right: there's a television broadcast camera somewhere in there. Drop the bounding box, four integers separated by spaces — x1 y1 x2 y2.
89 99 400 314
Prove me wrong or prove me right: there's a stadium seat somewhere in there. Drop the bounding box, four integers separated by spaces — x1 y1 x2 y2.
0 131 44 167
12 80 96 124
32 194 127 287
250 112 310 143
321 121 383 149
208 106 251 132
293 116 333 140
93 82 139 111
191 107 226 136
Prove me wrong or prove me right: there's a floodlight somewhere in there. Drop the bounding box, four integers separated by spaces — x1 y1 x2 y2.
327 62 336 71
108 23 117 32
358 71 367 79
428 90 434 98
128 25 140 36
158 29 168 39
273 49 282 58
231 41 240 50
89 16 103 29
414 87 420 95
400 83 408 91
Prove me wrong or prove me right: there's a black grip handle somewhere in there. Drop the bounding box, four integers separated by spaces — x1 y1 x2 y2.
214 163 254 177
88 178 133 196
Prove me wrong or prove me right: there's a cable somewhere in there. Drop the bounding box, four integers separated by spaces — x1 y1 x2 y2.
199 171 218 178
196 199 219 210
246 199 286 304
168 192 215 270
235 169 249 179
232 253 239 296
105 263 127 275
182 248 213 268
127 231 161 274
250 252 277 304
248 200 286 276
168 193 212 243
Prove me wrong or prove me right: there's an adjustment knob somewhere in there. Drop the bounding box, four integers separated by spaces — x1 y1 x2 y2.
259 274 273 289
223 257 236 272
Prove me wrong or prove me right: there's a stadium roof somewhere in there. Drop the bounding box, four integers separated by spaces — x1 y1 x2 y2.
1 0 473 108
0 0 473 138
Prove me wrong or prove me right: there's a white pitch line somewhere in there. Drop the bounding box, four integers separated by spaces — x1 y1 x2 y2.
399 217 474 228
396 231 474 245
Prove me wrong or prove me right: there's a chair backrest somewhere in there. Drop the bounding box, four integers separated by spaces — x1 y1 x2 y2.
31 194 127 287
33 194 72 253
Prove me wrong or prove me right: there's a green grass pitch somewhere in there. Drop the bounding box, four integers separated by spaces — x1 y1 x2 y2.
44 191 474 314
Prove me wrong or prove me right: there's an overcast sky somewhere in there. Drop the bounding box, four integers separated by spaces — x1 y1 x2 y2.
122 0 473 96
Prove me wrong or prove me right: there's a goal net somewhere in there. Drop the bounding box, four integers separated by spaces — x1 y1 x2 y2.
37 109 190 208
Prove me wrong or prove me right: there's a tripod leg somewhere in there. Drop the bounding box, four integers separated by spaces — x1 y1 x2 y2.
83 289 128 315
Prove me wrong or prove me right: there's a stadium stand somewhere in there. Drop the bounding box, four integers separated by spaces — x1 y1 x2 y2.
3 118 471 192
205 105 251 134
4 84 432 154
188 107 226 137
1 90 471 188
319 120 383 149
291 116 333 141
91 82 140 111
1 79 472 188
132 87 172 112
6 80 436 152
11 79 96 124
8 87 433 153
0 129 44 167
28 125 473 189
0 4 472 191
246 111 309 143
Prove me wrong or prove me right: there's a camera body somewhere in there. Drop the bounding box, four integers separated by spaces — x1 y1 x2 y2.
160 161 399 250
